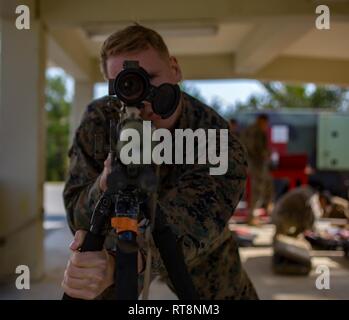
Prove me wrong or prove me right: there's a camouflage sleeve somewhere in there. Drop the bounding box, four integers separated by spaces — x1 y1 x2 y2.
63 104 107 233
158 133 247 267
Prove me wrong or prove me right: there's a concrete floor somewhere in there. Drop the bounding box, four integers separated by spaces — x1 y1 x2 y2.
241 247 349 300
0 183 348 300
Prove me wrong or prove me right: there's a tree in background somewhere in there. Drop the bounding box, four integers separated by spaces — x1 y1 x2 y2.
181 81 349 121
181 82 227 114
232 82 349 112
45 75 71 181
180 81 206 101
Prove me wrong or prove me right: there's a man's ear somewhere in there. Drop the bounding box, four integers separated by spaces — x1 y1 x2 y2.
169 56 182 83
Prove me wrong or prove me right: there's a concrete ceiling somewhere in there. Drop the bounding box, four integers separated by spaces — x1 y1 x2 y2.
38 0 349 85
85 22 255 56
285 22 349 60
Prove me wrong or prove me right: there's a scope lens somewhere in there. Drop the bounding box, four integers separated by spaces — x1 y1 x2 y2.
117 72 145 102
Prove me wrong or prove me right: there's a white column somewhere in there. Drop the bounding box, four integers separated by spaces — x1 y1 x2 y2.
0 8 46 280
70 80 94 144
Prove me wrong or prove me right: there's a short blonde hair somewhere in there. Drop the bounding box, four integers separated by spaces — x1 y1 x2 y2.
100 24 170 78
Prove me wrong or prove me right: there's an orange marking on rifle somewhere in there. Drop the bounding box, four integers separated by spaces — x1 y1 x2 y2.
111 217 138 234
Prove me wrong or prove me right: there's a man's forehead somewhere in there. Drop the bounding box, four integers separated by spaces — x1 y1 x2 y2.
106 48 164 78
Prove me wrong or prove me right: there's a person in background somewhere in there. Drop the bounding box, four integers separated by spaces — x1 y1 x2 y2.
272 186 349 237
241 114 274 225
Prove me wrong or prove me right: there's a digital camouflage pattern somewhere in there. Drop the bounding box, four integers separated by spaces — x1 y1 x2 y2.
63 92 258 300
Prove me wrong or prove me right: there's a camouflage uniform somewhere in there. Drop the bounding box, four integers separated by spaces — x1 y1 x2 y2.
272 187 349 236
271 186 316 236
241 123 273 217
63 92 258 300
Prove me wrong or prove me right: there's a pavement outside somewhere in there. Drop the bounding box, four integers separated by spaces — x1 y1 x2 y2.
0 182 348 300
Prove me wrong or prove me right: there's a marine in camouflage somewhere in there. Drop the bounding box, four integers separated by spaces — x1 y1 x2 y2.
63 92 259 300
241 122 274 214
272 186 316 237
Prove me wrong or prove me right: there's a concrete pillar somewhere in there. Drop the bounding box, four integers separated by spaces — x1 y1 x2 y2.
70 80 94 144
0 3 46 281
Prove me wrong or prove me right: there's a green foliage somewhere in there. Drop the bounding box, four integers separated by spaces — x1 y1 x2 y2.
180 81 206 102
180 81 349 121
234 82 349 111
45 75 71 181
180 81 226 115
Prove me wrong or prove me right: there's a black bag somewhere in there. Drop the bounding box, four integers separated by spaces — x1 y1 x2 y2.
272 234 312 275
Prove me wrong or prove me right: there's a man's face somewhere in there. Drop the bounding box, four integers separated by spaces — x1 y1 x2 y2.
106 47 182 129
258 119 268 132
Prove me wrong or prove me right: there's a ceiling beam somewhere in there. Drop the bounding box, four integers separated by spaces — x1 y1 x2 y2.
48 29 94 81
257 55 349 86
40 0 349 27
91 53 349 86
180 54 349 86
234 17 313 74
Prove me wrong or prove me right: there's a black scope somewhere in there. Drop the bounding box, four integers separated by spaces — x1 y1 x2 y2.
108 60 180 119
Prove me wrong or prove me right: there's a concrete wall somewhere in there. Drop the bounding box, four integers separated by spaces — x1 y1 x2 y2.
0 1 46 282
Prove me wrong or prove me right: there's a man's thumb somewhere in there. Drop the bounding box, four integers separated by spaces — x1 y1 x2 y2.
104 153 112 172
69 230 87 251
